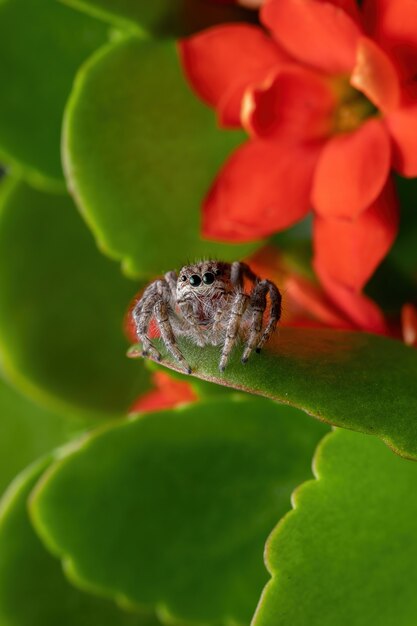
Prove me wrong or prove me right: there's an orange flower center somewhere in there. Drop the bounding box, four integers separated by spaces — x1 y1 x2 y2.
332 77 378 133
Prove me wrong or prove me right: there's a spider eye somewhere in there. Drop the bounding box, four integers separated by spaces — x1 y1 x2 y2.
189 274 201 287
215 269 222 276
203 272 215 285
181 275 187 281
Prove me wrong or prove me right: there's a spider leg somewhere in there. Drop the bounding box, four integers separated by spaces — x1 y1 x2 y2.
212 305 225 334
241 279 282 362
241 281 269 364
230 261 258 290
132 288 162 362
256 280 282 354
178 300 206 347
164 270 178 298
154 301 192 374
133 278 176 361
219 293 249 372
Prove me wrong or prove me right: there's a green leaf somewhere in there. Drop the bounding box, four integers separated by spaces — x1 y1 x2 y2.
0 377 90 495
30 397 328 625
0 178 149 418
128 327 417 460
61 0 254 37
254 428 417 626
0 0 108 190
0 457 161 626
63 36 256 278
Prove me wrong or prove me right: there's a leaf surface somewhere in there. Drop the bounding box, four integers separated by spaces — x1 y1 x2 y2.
64 37 255 277
0 377 89 495
254 428 417 626
128 327 417 459
31 397 328 625
62 0 253 37
0 457 160 626
0 0 107 189
0 179 149 417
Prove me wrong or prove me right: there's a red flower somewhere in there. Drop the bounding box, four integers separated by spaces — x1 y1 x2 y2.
402 303 417 347
129 371 197 414
248 245 389 334
178 0 417 291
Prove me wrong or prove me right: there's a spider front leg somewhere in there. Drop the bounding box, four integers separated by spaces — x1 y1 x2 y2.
242 280 282 363
154 301 192 374
164 270 178 298
230 261 258 289
178 300 206 347
219 293 249 372
132 288 162 362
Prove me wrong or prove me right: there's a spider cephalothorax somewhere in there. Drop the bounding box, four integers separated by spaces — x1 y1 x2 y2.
133 260 281 373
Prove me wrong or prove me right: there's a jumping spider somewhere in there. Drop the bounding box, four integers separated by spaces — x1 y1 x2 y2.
133 260 282 373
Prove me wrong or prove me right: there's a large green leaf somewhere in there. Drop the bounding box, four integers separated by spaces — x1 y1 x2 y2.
128 328 417 459
0 0 107 190
0 457 160 626
61 0 254 37
63 36 255 278
254 428 417 626
0 178 149 417
0 377 89 495
30 397 328 625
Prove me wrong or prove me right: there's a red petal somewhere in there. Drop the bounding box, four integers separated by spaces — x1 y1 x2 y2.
362 0 417 82
312 118 391 218
317 268 389 333
178 25 286 127
243 65 336 142
261 0 361 74
313 177 399 290
284 274 356 328
129 372 197 414
317 0 361 22
402 303 417 347
202 139 320 241
386 104 417 177
350 36 400 112
239 0 264 6
246 245 287 282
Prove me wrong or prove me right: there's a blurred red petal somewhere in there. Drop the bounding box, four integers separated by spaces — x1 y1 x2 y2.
244 65 336 142
312 118 391 218
317 0 361 21
238 0 264 6
261 0 360 74
362 0 417 82
129 372 197 414
317 268 389 333
178 25 286 127
386 104 417 177
350 36 400 112
246 245 287 282
202 139 320 241
284 274 356 328
313 177 399 290
402 303 417 347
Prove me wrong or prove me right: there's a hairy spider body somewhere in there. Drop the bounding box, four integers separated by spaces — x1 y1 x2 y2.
133 260 282 373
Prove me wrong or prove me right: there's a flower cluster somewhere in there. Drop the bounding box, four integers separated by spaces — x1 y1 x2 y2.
180 0 417 296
